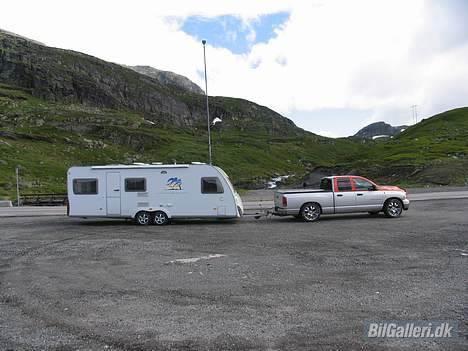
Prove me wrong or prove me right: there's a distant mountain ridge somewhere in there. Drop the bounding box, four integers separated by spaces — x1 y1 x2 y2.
129 65 204 95
354 121 407 139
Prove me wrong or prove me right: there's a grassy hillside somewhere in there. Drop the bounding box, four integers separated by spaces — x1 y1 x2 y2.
346 108 468 186
1 84 467 199
0 84 361 198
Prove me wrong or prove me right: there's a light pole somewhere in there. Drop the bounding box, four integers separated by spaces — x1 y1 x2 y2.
202 39 212 165
15 166 20 207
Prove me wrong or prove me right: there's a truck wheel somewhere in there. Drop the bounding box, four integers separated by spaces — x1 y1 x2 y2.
383 198 403 218
153 211 169 225
300 202 321 222
135 211 151 225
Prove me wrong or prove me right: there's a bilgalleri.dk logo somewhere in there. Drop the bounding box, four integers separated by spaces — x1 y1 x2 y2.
365 320 458 339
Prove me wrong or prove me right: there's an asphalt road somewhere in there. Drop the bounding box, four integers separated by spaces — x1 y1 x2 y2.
0 199 467 350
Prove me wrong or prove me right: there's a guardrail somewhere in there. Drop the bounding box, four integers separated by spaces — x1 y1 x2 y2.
16 194 68 206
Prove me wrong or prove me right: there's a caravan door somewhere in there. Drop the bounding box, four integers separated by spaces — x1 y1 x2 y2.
106 172 121 215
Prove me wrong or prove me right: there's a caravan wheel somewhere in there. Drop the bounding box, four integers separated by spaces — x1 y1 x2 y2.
135 211 151 225
153 211 169 225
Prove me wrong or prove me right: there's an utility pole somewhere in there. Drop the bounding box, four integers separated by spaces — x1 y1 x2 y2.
15 167 20 207
411 105 418 124
202 40 212 165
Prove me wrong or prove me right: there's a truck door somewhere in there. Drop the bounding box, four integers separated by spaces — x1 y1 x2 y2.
106 172 121 216
334 177 356 213
352 177 386 212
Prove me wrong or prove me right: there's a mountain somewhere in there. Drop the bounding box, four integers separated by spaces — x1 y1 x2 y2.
354 121 407 139
0 29 299 135
129 65 204 95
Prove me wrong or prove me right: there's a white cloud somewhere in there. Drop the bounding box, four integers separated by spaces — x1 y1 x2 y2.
0 0 467 137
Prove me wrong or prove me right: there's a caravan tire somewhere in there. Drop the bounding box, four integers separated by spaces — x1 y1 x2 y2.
153 211 169 225
135 211 151 226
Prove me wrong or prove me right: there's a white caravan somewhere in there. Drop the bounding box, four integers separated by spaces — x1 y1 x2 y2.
67 163 244 225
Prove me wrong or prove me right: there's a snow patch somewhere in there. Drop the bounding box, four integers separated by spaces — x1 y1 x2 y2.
372 134 390 140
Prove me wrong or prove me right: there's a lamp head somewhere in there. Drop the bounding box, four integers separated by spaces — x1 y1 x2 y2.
202 39 206 45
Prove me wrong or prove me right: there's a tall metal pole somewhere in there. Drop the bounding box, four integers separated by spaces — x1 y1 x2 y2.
15 167 20 207
202 40 212 165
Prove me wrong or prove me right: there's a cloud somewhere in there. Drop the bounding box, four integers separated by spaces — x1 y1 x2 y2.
180 12 290 54
0 0 467 137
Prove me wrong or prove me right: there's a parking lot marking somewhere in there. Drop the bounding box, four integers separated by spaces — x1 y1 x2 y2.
164 254 227 265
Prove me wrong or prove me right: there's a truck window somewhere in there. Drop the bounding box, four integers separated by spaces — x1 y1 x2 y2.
201 177 224 194
320 178 332 191
336 178 352 191
353 178 373 191
73 179 98 195
125 178 146 192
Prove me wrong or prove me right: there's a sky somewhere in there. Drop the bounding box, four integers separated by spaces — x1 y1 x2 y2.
1 0 467 137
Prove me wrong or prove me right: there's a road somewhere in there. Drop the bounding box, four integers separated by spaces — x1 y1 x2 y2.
0 199 466 350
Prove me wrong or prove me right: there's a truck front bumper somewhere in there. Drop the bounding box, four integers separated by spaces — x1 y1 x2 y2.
403 199 410 210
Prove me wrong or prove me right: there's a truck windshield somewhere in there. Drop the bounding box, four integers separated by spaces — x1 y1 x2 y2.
320 178 332 191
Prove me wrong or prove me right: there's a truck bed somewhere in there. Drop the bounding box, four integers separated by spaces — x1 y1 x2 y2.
275 188 328 194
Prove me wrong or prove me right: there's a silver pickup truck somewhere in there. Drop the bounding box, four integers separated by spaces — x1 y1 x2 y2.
273 175 410 222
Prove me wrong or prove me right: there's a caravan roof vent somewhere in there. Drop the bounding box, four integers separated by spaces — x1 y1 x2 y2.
132 162 146 165
151 162 163 165
191 162 206 165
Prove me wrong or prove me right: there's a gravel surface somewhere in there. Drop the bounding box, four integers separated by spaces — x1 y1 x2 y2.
0 199 466 350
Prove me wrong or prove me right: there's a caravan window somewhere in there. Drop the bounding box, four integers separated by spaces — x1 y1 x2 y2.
125 178 146 192
201 177 224 194
73 179 98 195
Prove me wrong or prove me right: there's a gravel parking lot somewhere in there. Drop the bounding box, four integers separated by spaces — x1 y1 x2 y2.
0 199 466 350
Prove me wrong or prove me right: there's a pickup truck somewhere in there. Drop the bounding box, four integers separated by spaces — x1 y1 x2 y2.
273 175 410 222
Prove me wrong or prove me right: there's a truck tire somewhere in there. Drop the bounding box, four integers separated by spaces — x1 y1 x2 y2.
153 211 169 225
300 202 321 222
135 211 151 225
383 198 403 218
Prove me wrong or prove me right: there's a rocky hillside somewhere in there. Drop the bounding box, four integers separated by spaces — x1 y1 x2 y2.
0 29 299 136
129 65 204 95
354 121 407 139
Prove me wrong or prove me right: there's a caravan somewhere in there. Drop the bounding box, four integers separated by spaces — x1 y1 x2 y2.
67 163 243 225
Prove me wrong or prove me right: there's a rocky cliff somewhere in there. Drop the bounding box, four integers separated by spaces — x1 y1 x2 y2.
0 29 300 136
